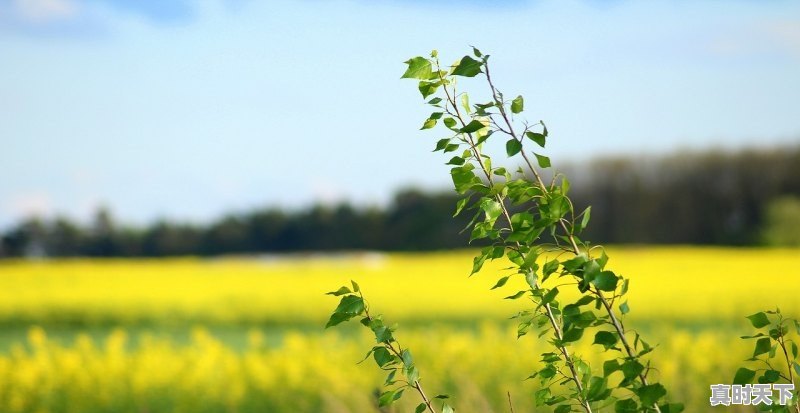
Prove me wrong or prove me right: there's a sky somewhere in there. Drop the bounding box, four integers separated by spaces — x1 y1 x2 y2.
1 0 799 229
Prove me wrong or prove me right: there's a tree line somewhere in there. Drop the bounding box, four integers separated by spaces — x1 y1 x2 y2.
1 145 798 258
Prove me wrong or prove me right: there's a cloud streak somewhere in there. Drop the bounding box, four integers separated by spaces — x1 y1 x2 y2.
0 0 195 37
13 0 77 22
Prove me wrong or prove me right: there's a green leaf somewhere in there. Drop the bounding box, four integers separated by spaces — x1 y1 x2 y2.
534 153 551 168
579 206 591 231
418 81 441 99
621 359 644 380
373 326 393 343
384 369 397 385
541 287 559 305
761 369 780 383
538 365 557 379
517 320 532 338
480 199 503 223
451 164 479 194
421 118 436 130
753 337 772 357
733 367 757 385
554 405 571 413
324 312 354 328
446 156 465 166
586 376 610 402
542 259 559 277
593 331 618 350
525 131 546 147
454 197 469 217
402 57 432 80
401 349 413 366
504 290 527 300
592 271 619 292
378 389 404 407
562 254 588 272
474 102 495 115
603 360 620 377
491 275 511 290
325 286 351 296
597 250 609 269
405 365 419 382
460 120 486 133
506 139 522 157
443 144 459 153
471 251 488 275
415 403 427 413
332 295 364 315
373 346 393 367
350 280 360 292
420 112 443 130
452 55 482 77
620 301 630 315
636 383 667 406
561 326 584 343
325 295 365 327
489 246 504 259
747 312 771 329
434 138 450 152
511 95 524 114
659 403 684 413
356 347 375 364
615 399 638 413
534 388 551 405
442 404 454 413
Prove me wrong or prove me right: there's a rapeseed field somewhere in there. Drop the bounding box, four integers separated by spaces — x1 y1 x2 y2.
0 247 797 412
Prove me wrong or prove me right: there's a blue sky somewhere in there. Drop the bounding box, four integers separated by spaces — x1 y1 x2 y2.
1 0 799 229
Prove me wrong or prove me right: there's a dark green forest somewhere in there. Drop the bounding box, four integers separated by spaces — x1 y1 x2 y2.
2 146 798 258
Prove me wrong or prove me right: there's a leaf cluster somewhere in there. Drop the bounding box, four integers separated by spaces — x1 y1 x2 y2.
403 48 682 413
735 309 800 412
326 282 453 413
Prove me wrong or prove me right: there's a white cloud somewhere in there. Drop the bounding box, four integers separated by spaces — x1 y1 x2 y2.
767 20 800 57
706 19 800 60
310 179 348 206
12 0 77 23
4 192 53 218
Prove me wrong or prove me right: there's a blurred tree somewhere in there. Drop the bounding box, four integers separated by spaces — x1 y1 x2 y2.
0 145 797 257
46 217 82 257
760 196 800 246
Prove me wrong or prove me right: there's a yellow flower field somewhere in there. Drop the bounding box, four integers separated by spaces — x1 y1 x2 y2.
0 247 797 412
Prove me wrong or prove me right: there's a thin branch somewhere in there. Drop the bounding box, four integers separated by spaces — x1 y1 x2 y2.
483 59 663 413
776 319 800 413
435 58 593 413
361 295 438 413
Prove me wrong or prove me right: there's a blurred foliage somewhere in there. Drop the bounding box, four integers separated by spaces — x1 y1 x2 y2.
1 146 798 258
761 196 800 246
567 146 800 245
